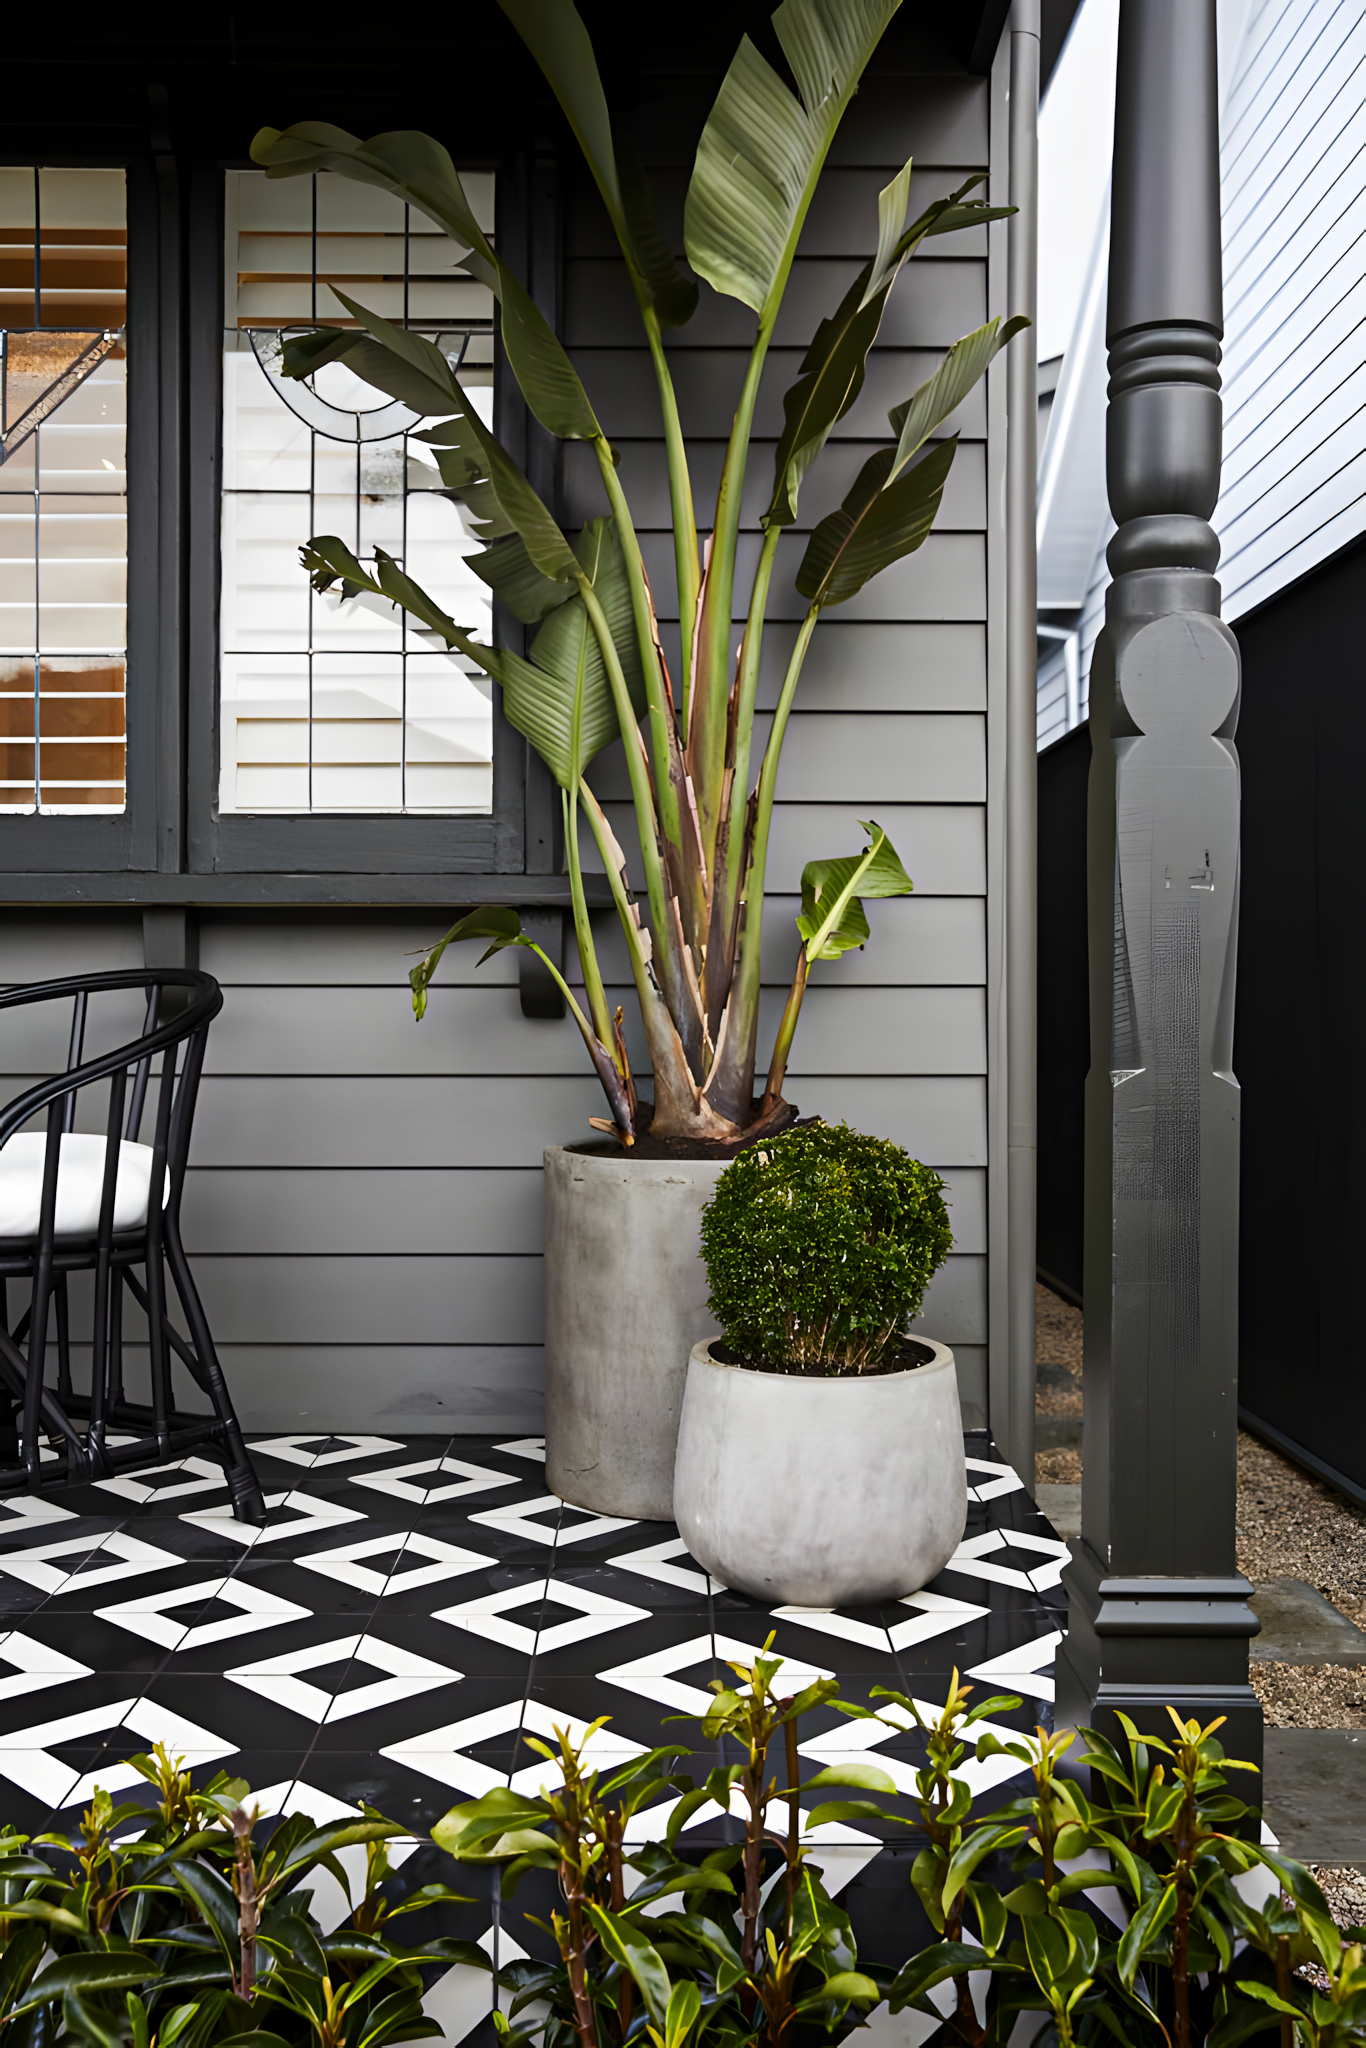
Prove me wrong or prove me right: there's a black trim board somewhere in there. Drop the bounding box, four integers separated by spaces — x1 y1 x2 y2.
0 874 613 909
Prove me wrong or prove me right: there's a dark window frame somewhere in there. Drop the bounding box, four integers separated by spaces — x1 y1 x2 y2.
188 160 524 879
1 136 581 910
0 155 164 875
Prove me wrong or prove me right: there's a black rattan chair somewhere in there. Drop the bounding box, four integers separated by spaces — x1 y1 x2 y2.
0 968 266 1520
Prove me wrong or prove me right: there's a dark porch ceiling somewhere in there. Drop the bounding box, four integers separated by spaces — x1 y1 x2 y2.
6 0 1082 163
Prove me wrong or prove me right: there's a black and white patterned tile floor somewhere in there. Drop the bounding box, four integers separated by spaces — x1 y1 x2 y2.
0 1430 1068 2038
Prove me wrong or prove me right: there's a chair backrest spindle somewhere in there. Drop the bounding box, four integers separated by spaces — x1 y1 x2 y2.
61 992 88 1136
124 987 159 1144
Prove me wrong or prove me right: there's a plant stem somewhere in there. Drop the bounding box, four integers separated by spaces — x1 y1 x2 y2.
784 1713 799 1936
563 785 616 1058
577 571 688 1025
642 302 699 677
760 952 807 1116
1276 1933 1292 2048
593 435 686 865
1172 1784 1194 2048
708 523 782 1028
231 1807 258 2002
579 780 729 1139
705 603 820 1122
689 327 774 871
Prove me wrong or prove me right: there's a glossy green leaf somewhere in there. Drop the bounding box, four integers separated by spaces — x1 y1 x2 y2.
684 0 899 321
969 1878 1008 1957
795 1971 880 2012
889 314 1029 473
1117 1882 1177 1989
1022 1910 1074 1995
796 437 956 608
889 1941 994 2013
801 1762 898 1794
664 1978 701 2048
582 1902 671 2026
804 1799 900 1830
15 1954 159 2009
173 1859 240 1957
0 1899 86 1932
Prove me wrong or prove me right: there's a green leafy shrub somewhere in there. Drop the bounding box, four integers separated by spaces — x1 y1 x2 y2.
441 1655 1366 2048
698 1121 953 1374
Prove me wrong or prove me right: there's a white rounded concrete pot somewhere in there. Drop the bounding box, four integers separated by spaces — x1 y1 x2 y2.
543 1145 726 1520
672 1337 967 1606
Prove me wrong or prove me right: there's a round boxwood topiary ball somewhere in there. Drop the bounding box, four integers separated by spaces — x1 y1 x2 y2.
699 1121 953 1375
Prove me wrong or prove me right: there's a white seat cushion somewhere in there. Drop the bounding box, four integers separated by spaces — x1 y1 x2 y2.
0 1132 169 1239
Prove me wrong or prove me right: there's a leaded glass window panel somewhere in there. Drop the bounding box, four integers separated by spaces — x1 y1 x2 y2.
0 167 127 815
219 168 496 815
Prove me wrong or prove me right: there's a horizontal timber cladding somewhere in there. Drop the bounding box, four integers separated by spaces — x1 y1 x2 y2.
0 42 1004 1432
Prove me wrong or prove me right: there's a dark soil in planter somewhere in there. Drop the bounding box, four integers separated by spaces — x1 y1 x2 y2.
708 1336 936 1378
568 1100 817 1162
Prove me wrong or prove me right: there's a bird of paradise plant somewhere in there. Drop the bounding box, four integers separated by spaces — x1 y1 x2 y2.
251 0 1026 1148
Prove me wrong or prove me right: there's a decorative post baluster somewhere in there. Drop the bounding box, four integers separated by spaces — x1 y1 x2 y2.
1056 0 1261 1760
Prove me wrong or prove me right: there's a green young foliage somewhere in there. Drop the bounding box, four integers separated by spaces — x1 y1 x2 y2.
0 1744 486 2048
699 1121 953 1373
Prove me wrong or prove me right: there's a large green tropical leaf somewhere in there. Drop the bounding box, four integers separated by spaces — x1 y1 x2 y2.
281 297 462 417
684 0 900 321
889 314 1030 472
418 418 515 538
469 535 574 623
300 538 491 672
615 129 698 329
497 262 603 439
254 122 602 442
797 821 913 959
251 124 498 288
796 437 955 608
497 1 697 328
500 519 646 789
764 174 1008 526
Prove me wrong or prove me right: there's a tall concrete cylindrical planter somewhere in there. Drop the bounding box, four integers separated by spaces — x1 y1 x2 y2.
673 1337 967 1605
543 1146 725 1520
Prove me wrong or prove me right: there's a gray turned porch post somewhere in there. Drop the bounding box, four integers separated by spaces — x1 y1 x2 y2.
1055 0 1261 1761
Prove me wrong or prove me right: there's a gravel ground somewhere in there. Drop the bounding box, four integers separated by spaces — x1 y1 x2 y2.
1252 1661 1366 1729
1236 1430 1366 1627
1313 1864 1366 1933
1035 1284 1082 1486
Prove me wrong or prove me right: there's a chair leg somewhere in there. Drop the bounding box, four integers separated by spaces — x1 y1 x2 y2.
55 1277 73 1403
0 1284 12 1470
162 1223 267 1524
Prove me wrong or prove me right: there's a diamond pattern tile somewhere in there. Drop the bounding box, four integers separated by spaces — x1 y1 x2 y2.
0 1428 1067 2026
